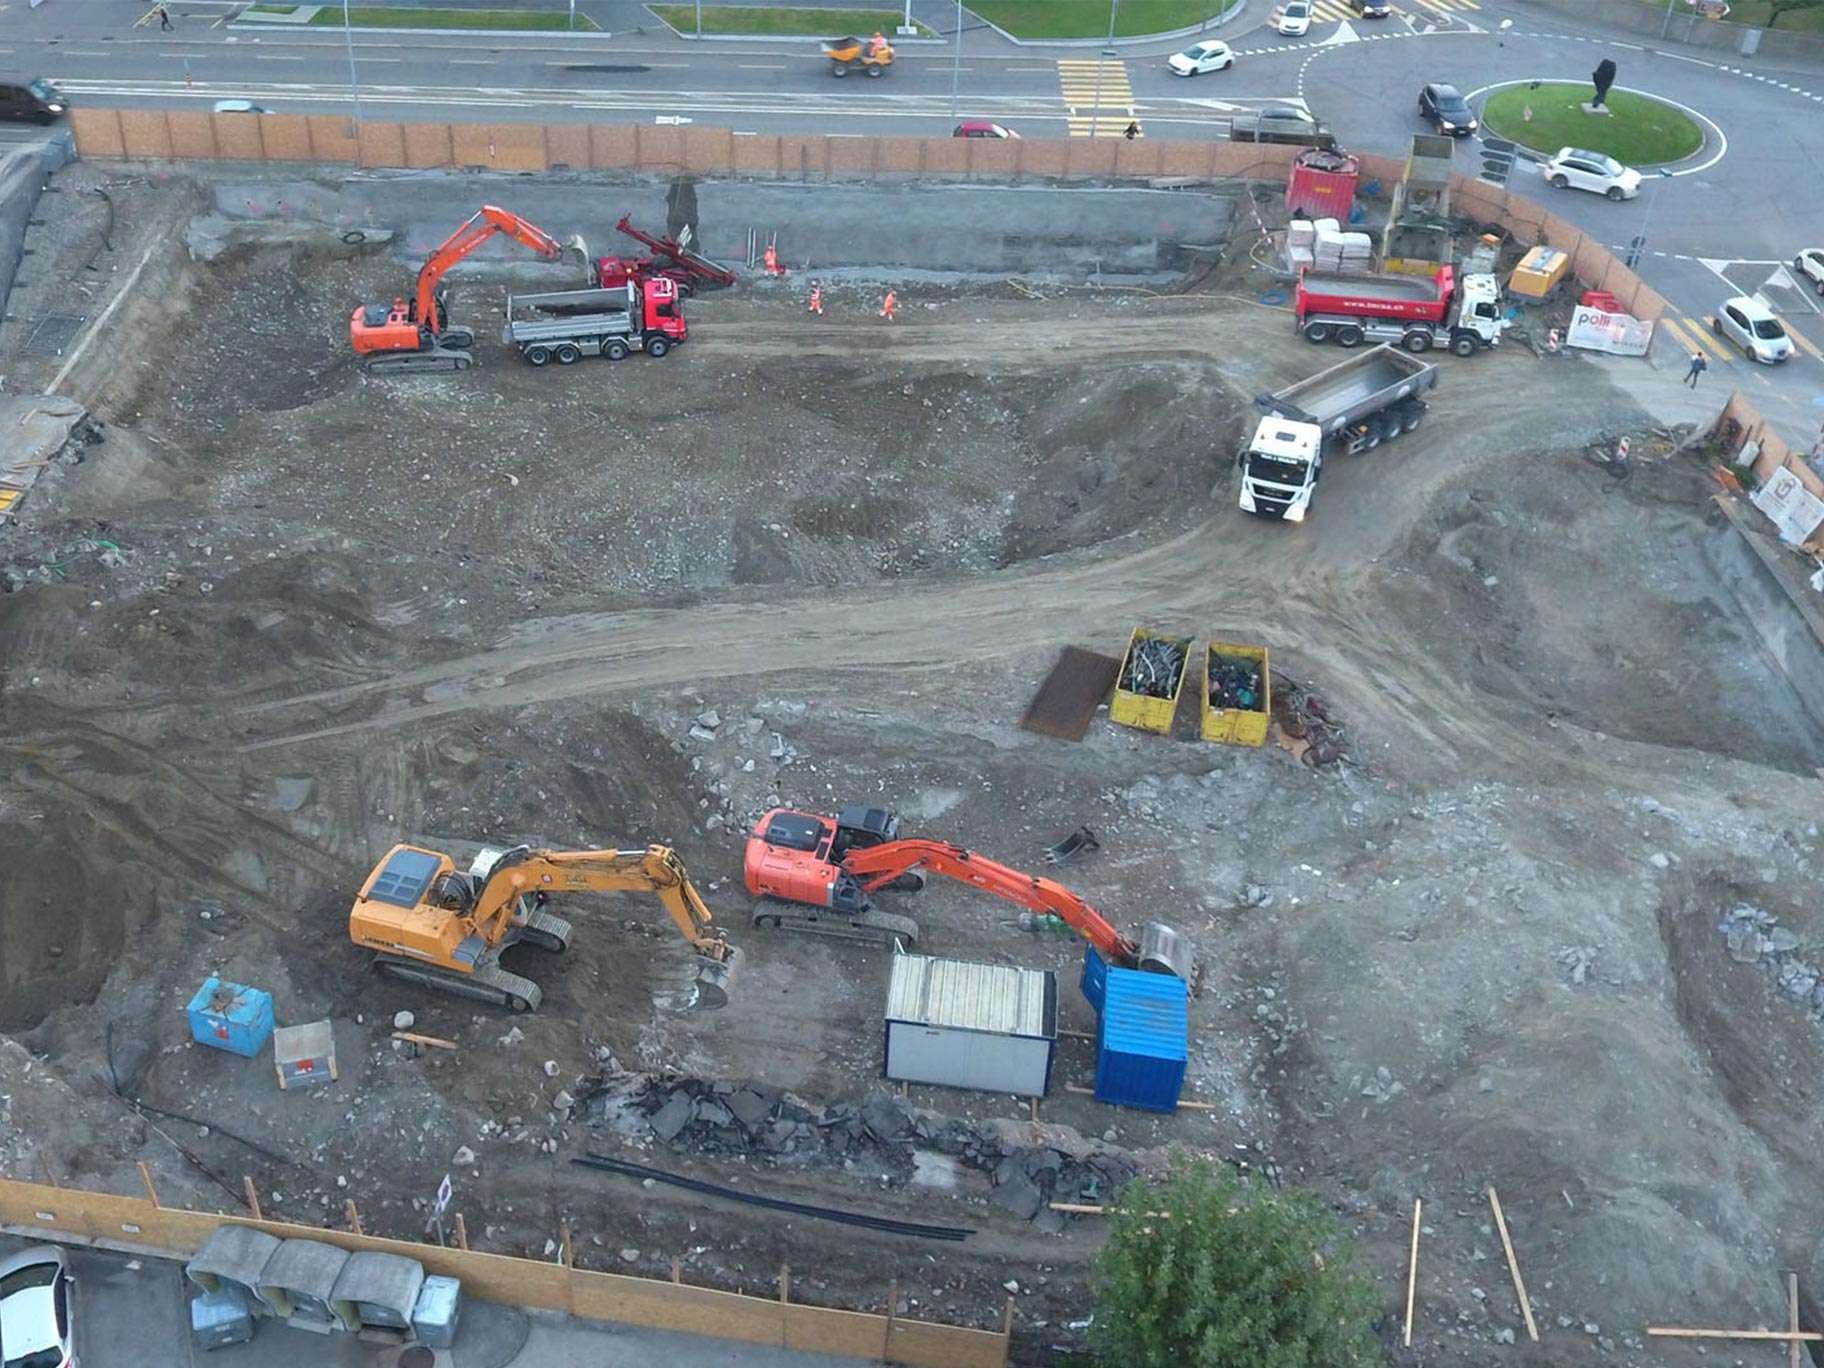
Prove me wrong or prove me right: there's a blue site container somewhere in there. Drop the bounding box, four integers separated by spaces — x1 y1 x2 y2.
186 977 275 1059
1095 968 1187 1113
1080 945 1109 1015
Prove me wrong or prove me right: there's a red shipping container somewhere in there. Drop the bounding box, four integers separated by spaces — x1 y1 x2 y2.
1286 149 1360 222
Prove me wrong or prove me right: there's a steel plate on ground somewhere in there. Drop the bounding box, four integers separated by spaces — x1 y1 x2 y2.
1021 646 1121 741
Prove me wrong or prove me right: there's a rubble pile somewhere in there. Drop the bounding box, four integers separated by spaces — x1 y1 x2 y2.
1719 904 1824 1014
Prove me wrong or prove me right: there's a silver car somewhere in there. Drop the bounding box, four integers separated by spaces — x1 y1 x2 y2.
0 1246 76 1368
1713 295 1793 365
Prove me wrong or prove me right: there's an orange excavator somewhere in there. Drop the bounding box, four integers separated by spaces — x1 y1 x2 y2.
350 841 739 1012
348 204 574 374
742 805 1187 977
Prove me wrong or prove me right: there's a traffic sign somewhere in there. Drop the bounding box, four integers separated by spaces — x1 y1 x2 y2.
434 1173 452 1218
1479 137 1518 188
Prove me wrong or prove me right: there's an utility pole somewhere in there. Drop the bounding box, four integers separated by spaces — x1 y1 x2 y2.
342 0 362 131
903 0 914 33
1660 0 1676 38
1088 0 1119 139
950 0 962 123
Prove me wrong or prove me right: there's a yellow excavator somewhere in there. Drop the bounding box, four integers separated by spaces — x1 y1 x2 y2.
349 842 739 1012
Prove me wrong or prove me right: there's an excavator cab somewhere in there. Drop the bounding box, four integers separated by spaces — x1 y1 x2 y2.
831 805 897 860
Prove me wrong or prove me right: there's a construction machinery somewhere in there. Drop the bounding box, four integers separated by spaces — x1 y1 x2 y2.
350 842 739 1012
822 34 893 78
742 805 1188 978
595 215 737 294
348 205 571 375
502 277 686 365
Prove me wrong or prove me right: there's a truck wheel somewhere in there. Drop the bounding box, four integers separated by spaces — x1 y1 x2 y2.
554 344 580 365
1361 421 1382 451
605 339 630 361
1402 330 1432 354
1302 322 1331 344
525 345 551 367
1336 325 1363 348
831 61 849 77
865 62 884 77
1450 334 1477 357
646 336 671 358
1403 409 1424 433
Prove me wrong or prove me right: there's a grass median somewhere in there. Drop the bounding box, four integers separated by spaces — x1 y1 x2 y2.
650 6 934 37
1482 83 1703 165
969 0 1234 39
249 5 603 30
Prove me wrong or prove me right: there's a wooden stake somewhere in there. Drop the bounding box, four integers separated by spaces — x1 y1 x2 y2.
1648 1328 1824 1343
1063 1083 1215 1111
1487 1187 1538 1343
1048 1202 1172 1218
559 1221 573 1268
671 1254 682 1284
453 1212 469 1251
884 1278 899 1356
1056 1028 1097 1041
38 1151 58 1189
778 1264 790 1304
391 1030 457 1050
341 1199 360 1235
1791 1274 1803 1368
137 1161 160 1208
1002 1295 1016 1337
242 1175 262 1221
1403 1198 1421 1348
1028 1096 1039 1123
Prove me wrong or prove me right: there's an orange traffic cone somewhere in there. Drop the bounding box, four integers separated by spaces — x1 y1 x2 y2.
880 290 897 321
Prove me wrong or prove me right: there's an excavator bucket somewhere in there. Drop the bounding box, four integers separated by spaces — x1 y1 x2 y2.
688 946 741 1011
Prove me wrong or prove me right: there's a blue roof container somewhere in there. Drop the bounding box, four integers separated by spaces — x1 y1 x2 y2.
1095 967 1187 1112
1080 945 1109 1015
186 977 275 1059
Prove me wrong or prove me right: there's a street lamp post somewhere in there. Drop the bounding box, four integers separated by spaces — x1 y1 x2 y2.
950 0 962 123
1088 0 1119 139
1626 168 1674 269
343 0 363 130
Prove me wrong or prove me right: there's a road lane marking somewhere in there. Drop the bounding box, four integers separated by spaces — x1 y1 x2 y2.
255 55 306 62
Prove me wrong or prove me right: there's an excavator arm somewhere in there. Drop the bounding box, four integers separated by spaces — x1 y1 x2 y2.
839 839 1140 967
412 205 567 334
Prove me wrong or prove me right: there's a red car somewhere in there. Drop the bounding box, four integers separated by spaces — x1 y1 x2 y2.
953 121 1020 139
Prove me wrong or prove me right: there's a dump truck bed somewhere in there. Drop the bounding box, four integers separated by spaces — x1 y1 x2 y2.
1262 344 1436 433
1299 270 1442 304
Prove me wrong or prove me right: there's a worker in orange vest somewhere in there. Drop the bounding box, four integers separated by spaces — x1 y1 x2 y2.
808 283 823 315
880 290 897 321
763 244 782 277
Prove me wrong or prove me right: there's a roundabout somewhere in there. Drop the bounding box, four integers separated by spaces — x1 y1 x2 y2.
1480 81 1704 165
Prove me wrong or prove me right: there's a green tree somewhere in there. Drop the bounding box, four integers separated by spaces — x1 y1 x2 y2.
1765 0 1824 30
1091 1159 1381 1368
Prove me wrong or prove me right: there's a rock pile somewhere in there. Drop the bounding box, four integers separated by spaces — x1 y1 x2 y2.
1719 905 1823 1013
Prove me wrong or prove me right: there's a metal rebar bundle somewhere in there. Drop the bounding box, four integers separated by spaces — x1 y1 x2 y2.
1121 637 1185 699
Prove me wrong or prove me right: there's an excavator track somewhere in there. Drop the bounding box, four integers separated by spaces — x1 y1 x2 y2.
362 346 474 376
518 907 572 954
751 901 919 949
372 956 542 1012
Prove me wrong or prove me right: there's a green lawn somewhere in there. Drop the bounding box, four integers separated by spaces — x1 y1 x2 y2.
649 5 934 36
248 5 603 29
969 0 1236 39
1482 84 1704 165
1644 0 1824 32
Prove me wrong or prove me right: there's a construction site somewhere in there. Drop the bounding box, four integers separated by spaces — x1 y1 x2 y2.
3 134 1824 1367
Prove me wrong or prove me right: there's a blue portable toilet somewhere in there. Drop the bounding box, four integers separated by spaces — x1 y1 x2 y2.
1095 967 1187 1112
186 977 275 1059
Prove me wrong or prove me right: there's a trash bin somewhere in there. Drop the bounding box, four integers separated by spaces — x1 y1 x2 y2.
190 1286 255 1351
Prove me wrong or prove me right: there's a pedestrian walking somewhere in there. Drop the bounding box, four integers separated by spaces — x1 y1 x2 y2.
1123 121 1139 141
880 290 897 322
1684 351 1707 387
157 5 172 31
808 283 823 316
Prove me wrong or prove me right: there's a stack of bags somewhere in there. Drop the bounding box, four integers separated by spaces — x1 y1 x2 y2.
1311 218 1374 273
1284 218 1316 273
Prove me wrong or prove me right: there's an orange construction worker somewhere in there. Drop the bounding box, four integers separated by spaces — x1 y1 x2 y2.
808 283 823 315
880 290 897 321
763 243 782 277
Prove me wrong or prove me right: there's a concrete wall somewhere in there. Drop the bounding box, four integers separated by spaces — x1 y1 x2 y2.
0 1175 1008 1368
1705 501 1824 739
1516 0 1824 62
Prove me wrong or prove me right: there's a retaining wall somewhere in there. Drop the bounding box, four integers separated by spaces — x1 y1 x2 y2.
0 1175 1007 1367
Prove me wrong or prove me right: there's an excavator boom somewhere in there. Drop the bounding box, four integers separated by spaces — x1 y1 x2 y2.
412 205 566 335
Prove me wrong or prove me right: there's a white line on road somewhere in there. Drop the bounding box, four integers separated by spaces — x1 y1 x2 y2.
449 59 496 65
62 51 107 58
255 55 306 62
737 64 786 69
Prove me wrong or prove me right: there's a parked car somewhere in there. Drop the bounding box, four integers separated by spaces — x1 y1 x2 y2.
1794 247 1824 295
0 79 65 125
1713 295 1793 364
1349 0 1393 15
952 121 1019 139
1227 103 1336 150
1417 83 1478 135
1543 147 1642 201
0 1246 76 1368
1168 41 1234 76
1277 1 1314 35
212 100 271 115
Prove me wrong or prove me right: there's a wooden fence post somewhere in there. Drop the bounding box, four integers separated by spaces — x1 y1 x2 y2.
453 1212 469 1251
671 1254 682 1284
344 1199 362 1235
137 1161 159 1208
242 1176 262 1221
778 1264 790 1303
883 1278 899 1358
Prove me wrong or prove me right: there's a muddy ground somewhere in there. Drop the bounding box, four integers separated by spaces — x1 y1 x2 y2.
3 165 1824 1366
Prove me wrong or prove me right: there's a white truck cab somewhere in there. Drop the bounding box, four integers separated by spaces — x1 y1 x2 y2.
1237 417 1322 523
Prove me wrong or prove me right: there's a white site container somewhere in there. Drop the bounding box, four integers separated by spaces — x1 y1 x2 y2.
884 954 1057 1098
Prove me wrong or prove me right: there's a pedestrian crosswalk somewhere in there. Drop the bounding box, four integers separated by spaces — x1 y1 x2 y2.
1056 58 1139 139
1658 314 1736 367
1295 0 1480 20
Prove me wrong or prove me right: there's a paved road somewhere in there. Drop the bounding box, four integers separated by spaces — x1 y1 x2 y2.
0 1232 873 1367
5 0 1823 429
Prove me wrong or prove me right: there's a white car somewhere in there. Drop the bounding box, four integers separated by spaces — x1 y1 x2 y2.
1543 147 1642 201
1277 1 1313 34
1794 248 1824 295
0 1246 76 1368
1713 295 1793 364
212 100 270 115
1168 41 1234 76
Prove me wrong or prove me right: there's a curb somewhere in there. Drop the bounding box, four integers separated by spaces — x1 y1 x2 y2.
969 1 1246 48
644 5 944 44
228 22 615 38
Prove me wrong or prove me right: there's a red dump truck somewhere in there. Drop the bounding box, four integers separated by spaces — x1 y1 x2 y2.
1293 265 1506 356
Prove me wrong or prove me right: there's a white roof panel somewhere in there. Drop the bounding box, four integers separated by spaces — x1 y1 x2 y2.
886 954 1054 1039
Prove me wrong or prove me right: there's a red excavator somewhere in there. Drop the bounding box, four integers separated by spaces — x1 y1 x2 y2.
742 804 1187 977
349 204 574 374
